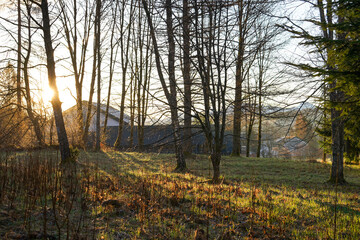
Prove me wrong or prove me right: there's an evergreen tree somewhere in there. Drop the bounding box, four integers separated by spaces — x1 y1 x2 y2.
284 0 360 182
331 0 360 164
317 0 360 168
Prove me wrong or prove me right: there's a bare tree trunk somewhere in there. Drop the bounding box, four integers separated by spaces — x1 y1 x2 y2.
71 0 82 147
194 1 211 140
95 0 101 151
129 70 135 148
211 152 221 183
23 3 44 146
246 75 254 157
256 87 262 158
83 1 100 148
114 0 134 149
166 0 187 171
130 19 139 149
246 115 255 157
139 34 152 149
137 4 144 151
232 0 246 156
142 0 187 172
104 0 119 134
16 0 21 109
40 0 70 161
183 0 192 156
256 44 264 158
232 0 258 157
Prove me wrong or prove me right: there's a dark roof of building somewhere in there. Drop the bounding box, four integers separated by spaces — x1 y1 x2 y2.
64 101 130 123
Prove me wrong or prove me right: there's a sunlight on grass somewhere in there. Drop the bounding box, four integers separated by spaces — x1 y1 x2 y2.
80 149 360 239
0 149 359 239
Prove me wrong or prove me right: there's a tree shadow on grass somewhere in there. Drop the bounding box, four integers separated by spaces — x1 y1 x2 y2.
314 199 360 217
76 150 360 239
3 149 355 239
189 155 360 194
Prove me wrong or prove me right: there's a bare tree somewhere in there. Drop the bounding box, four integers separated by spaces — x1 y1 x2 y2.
138 23 152 150
142 0 187 172
58 0 93 147
16 0 21 109
23 1 44 146
165 0 187 171
114 0 135 149
135 1 150 151
256 60 263 157
232 0 269 156
191 0 233 182
83 0 101 148
129 50 135 147
182 0 192 156
95 0 102 151
104 0 120 133
254 19 282 158
232 0 248 156
35 0 70 161
245 77 256 157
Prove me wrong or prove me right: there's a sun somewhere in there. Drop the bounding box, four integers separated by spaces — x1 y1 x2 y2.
41 83 76 111
42 85 55 103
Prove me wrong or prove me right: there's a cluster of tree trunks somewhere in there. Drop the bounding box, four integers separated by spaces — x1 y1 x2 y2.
2 0 348 184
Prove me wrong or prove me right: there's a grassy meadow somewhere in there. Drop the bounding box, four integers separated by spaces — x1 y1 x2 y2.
0 149 359 239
